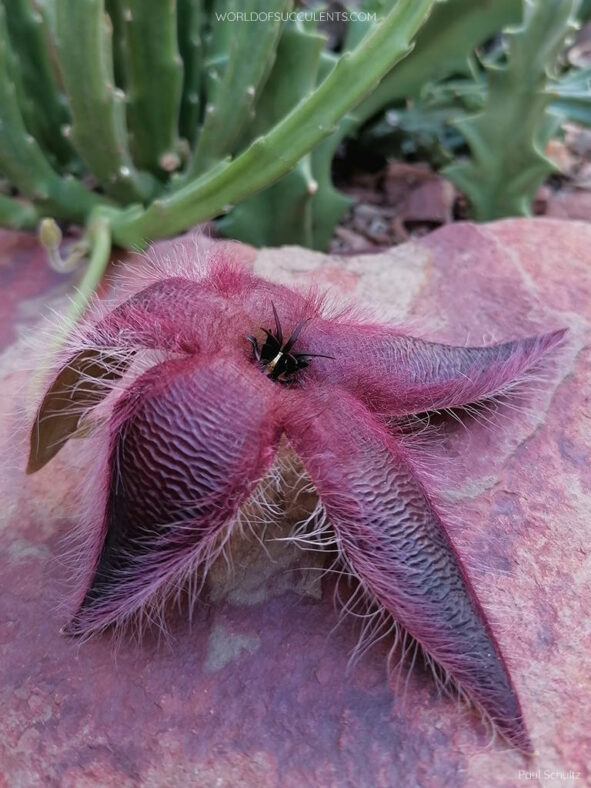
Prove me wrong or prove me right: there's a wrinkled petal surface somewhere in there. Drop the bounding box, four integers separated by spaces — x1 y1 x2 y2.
303 323 566 416
67 353 280 636
285 386 532 752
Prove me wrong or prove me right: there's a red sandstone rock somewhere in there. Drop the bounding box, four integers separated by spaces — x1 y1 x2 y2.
0 219 589 786
546 189 591 223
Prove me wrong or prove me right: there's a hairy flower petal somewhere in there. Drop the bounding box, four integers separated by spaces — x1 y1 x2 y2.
305 323 566 416
65 353 280 637
285 387 532 752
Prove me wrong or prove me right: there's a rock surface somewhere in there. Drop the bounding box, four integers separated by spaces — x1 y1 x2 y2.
0 219 589 787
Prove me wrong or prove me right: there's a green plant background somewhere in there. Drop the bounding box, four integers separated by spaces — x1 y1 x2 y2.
0 0 589 317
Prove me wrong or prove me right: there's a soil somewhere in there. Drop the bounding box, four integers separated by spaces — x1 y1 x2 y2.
328 122 591 255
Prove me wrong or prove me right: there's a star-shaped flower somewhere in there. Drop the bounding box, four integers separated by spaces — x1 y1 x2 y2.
28 252 565 753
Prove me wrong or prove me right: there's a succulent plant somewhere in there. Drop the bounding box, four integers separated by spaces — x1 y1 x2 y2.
444 0 580 221
5 0 568 317
2 0 586 320
552 65 591 128
361 0 590 220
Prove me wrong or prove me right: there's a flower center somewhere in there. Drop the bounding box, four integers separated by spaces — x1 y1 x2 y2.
246 303 334 384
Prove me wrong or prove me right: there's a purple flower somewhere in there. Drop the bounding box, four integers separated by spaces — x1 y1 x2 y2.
28 250 565 753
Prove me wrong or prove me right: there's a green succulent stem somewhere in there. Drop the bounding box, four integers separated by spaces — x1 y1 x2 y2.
355 0 522 125
63 212 112 330
122 0 184 175
53 0 159 203
108 0 439 248
309 51 356 250
551 66 591 126
217 22 328 247
2 0 76 169
177 0 203 145
0 194 39 230
185 0 291 178
43 211 111 353
105 0 128 88
0 2 109 222
444 0 579 220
